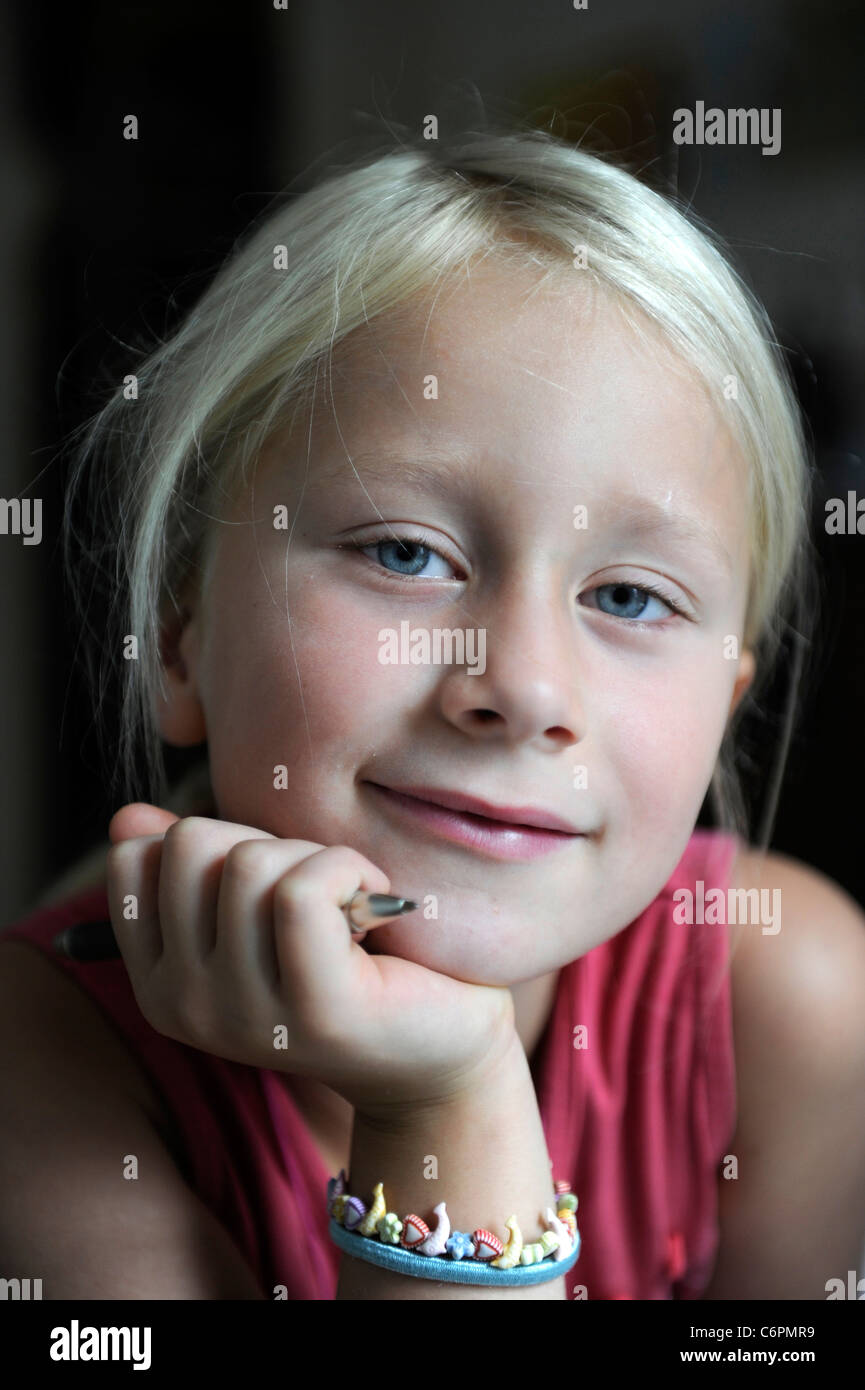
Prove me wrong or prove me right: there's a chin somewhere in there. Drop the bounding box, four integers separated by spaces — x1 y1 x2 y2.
361 924 555 988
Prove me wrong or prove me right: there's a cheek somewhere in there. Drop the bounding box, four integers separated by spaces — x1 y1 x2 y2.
283 586 431 732
602 656 731 823
205 580 423 757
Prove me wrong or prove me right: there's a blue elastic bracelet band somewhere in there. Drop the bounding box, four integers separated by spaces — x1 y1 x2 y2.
329 1218 581 1286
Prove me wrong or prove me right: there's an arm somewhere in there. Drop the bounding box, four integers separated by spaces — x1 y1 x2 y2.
0 942 265 1299
700 851 865 1299
336 1033 566 1300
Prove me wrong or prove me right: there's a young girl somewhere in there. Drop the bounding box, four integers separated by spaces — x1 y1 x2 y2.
2 128 864 1302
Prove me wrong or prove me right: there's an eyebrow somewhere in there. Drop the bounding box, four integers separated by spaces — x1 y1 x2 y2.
316 449 736 578
599 496 736 579
315 447 482 502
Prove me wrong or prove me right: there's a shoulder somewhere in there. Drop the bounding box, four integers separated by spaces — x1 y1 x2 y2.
700 843 865 1297
0 939 264 1297
0 939 171 1128
727 842 865 1047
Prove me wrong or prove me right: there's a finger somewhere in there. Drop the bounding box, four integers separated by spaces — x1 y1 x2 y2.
109 803 180 844
214 838 333 986
106 833 168 975
270 846 391 1011
157 816 280 966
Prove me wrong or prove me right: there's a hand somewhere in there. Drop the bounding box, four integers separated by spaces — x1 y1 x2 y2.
106 804 518 1119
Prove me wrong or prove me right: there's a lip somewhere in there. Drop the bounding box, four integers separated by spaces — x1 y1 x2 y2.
363 782 586 862
374 784 583 833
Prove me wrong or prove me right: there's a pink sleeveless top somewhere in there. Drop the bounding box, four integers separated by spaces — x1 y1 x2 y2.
1 828 738 1300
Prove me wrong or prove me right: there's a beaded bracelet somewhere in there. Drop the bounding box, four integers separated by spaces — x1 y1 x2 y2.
326 1171 581 1287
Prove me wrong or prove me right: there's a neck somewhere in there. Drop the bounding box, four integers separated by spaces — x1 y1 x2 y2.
510 968 560 1065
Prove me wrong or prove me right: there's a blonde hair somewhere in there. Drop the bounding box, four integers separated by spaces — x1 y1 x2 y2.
63 126 818 853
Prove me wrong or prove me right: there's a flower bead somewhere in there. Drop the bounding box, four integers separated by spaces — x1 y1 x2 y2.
446 1230 474 1261
376 1212 403 1245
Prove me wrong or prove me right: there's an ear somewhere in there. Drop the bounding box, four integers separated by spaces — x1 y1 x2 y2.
729 646 756 719
153 599 207 747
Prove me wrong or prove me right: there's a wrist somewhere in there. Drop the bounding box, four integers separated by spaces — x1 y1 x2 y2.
352 1021 525 1134
332 1025 576 1298
331 1033 576 1298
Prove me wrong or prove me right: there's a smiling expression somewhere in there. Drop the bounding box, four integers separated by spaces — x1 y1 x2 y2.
158 260 755 985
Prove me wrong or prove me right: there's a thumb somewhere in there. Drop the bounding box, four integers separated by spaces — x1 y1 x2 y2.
109 802 181 844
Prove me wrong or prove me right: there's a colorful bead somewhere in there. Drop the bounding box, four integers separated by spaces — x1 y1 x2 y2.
400 1214 430 1248
359 1182 387 1236
543 1207 573 1261
557 1208 577 1240
491 1215 523 1269
376 1212 403 1245
520 1240 546 1265
472 1229 504 1261
446 1231 473 1261
538 1231 559 1257
343 1196 367 1231
327 1169 347 1211
417 1201 450 1256
326 1172 580 1272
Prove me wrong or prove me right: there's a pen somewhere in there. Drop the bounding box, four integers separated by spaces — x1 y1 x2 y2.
51 891 418 961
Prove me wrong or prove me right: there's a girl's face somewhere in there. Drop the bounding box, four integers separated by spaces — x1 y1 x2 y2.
161 261 755 986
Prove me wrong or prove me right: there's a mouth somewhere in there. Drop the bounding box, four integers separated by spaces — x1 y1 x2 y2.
362 782 586 863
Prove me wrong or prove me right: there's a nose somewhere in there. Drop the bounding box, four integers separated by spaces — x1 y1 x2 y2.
436 575 586 749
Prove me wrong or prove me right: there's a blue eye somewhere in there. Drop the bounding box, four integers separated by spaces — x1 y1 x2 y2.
372 539 431 575
582 582 682 623
348 535 456 579
342 535 686 623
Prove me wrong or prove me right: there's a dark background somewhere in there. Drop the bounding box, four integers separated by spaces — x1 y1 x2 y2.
1 0 863 925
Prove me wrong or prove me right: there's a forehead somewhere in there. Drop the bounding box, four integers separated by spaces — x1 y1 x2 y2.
331 258 682 384
294 261 749 547
322 261 728 462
